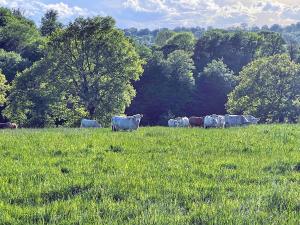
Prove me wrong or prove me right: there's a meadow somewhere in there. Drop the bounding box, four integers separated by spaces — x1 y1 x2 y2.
0 125 299 224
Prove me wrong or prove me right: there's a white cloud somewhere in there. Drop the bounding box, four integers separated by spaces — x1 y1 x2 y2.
44 3 91 18
123 0 174 13
0 0 96 23
2 0 300 28
122 0 300 28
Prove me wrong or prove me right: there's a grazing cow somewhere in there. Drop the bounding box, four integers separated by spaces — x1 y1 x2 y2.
80 119 102 128
224 115 250 128
176 117 190 127
204 116 214 128
243 115 260 124
215 115 225 128
189 116 204 127
112 114 143 131
204 115 225 128
168 119 179 127
11 123 18 129
0 122 17 129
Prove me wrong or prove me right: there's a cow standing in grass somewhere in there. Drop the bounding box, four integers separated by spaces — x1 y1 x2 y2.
224 115 250 128
176 117 190 127
204 115 225 128
168 119 179 127
0 122 17 129
168 117 190 128
243 115 260 124
112 114 143 131
224 115 260 128
80 119 102 128
189 116 204 127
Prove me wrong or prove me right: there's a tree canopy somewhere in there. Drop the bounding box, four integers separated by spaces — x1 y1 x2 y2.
193 30 286 74
155 29 176 46
166 32 196 52
127 49 195 125
40 10 63 36
193 60 236 115
0 7 42 56
227 54 300 123
0 49 30 82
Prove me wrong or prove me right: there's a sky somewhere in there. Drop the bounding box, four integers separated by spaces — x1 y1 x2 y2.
1 0 300 29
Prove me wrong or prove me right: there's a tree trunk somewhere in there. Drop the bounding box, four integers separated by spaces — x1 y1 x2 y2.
87 104 96 119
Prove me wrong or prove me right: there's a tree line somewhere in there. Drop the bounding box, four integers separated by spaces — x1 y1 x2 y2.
125 22 300 46
0 7 299 127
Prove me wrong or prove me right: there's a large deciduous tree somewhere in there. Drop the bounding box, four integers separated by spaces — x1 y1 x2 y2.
227 54 300 123
162 50 195 115
257 31 286 57
5 61 87 127
193 30 286 74
161 32 195 56
40 10 63 36
0 7 42 56
166 32 195 52
155 29 175 46
5 16 144 127
193 60 236 115
127 50 195 125
193 30 261 74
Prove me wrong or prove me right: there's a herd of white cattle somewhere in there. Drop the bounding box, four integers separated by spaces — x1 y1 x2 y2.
80 114 144 131
80 114 260 131
169 115 259 128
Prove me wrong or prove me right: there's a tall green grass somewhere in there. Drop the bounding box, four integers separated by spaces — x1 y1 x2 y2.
0 125 299 224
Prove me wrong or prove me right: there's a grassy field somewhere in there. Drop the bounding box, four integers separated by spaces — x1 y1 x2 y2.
0 125 299 224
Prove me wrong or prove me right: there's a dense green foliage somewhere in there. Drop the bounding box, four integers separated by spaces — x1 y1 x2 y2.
124 27 205 46
0 8 43 60
194 60 237 115
124 22 300 46
266 22 300 46
155 29 176 46
257 31 286 57
166 32 195 52
0 49 30 82
127 49 195 125
4 61 86 128
0 7 45 122
40 10 63 37
193 30 285 74
227 54 300 123
0 125 299 224
0 70 8 105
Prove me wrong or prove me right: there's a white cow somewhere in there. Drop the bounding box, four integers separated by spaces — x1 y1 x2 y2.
168 117 190 128
243 115 260 124
112 114 143 131
204 115 214 128
168 119 179 127
216 115 225 128
204 115 225 128
176 117 190 127
80 119 102 128
224 115 250 128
